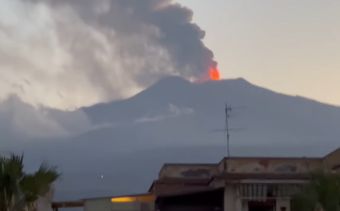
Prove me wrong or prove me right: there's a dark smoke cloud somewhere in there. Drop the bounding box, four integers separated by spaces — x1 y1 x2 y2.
43 0 217 79
0 0 216 109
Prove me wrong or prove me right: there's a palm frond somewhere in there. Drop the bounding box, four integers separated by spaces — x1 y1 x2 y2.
20 163 59 204
0 154 59 211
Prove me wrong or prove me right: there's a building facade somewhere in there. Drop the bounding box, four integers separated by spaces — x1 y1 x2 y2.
150 148 340 211
84 194 155 211
52 194 154 211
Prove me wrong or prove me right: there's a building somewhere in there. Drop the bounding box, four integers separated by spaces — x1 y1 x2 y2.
52 148 340 211
84 193 155 211
150 148 340 211
52 193 155 211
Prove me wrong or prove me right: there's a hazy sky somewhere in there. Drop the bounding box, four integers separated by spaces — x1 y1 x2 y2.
178 0 340 106
0 0 339 109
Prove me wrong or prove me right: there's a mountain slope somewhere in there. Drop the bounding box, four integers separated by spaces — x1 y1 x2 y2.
2 77 340 200
82 76 340 149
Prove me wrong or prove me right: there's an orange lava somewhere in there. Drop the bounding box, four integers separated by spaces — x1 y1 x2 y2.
209 67 220 80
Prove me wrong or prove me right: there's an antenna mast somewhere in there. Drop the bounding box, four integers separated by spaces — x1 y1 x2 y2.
225 104 232 158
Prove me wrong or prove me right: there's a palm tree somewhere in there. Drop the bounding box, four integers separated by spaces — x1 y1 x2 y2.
0 154 59 211
291 171 340 211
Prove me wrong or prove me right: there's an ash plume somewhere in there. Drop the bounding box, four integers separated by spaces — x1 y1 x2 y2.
0 0 216 109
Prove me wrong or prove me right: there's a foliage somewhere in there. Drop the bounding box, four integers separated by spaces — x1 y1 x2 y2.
0 154 59 211
291 171 340 211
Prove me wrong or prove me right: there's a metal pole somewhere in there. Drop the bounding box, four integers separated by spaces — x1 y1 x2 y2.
225 104 231 158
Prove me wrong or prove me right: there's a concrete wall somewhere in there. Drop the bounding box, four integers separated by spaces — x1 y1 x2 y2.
224 158 322 174
36 186 54 211
84 199 154 211
36 195 53 211
323 148 340 172
85 199 111 211
224 185 241 211
159 157 329 180
158 152 340 180
159 164 217 179
111 202 141 211
276 198 290 211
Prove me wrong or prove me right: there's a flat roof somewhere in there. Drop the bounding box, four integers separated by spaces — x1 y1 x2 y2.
161 156 324 170
162 163 218 168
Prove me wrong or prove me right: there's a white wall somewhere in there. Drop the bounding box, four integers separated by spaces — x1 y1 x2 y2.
85 199 112 211
224 186 241 211
36 187 54 211
84 199 150 211
276 198 290 211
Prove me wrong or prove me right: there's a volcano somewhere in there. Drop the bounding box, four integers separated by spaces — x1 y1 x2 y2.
3 76 340 200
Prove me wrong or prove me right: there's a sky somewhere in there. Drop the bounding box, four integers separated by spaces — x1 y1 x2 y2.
0 0 339 109
178 0 340 106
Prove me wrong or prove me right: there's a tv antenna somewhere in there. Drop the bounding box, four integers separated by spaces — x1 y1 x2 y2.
210 104 246 159
225 104 232 158
222 104 247 157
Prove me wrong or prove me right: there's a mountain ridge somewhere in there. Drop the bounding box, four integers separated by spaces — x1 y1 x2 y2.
2 76 340 200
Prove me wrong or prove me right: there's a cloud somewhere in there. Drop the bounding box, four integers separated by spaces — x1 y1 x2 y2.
135 104 194 123
0 95 92 139
0 0 216 109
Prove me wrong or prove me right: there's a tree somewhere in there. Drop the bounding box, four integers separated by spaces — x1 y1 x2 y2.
0 154 59 211
291 171 340 211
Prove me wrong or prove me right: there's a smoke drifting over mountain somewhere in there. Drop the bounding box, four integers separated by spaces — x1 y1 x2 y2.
0 0 216 109
0 95 92 139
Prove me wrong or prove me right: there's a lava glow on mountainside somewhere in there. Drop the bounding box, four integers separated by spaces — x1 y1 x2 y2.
209 67 220 80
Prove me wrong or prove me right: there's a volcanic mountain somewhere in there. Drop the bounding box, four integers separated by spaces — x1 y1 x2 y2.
3 76 340 200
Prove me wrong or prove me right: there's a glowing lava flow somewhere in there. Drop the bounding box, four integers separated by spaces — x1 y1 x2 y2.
209 67 220 80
